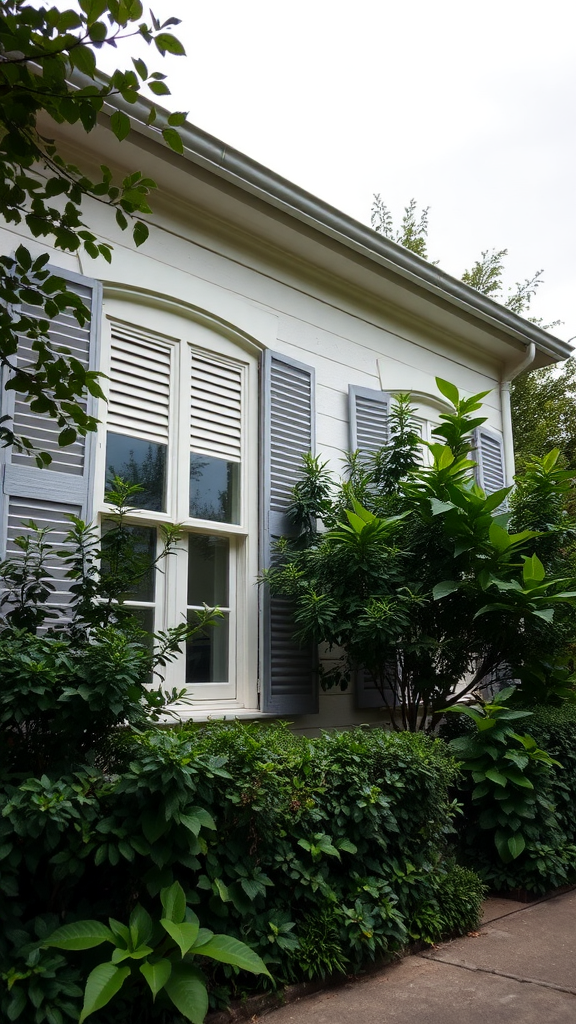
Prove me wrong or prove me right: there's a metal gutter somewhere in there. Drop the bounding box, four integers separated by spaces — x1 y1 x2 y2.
72 72 573 363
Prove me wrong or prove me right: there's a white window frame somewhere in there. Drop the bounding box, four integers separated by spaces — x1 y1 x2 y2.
94 298 260 715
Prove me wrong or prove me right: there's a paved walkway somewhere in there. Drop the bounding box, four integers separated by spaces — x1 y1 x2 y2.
262 890 576 1023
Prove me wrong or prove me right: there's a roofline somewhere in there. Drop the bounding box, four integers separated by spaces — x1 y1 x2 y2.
75 73 572 363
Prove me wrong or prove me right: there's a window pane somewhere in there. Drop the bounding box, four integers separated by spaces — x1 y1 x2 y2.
187 534 229 607
106 432 167 512
186 612 229 684
101 523 156 603
189 454 240 523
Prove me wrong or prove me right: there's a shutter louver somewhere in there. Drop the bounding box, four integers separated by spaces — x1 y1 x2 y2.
349 385 390 455
475 427 506 494
260 351 318 715
190 351 242 461
11 278 93 475
1 268 100 624
6 497 82 622
108 324 171 445
270 359 313 521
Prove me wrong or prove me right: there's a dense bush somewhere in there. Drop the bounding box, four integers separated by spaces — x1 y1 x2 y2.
445 699 576 895
1 722 486 1022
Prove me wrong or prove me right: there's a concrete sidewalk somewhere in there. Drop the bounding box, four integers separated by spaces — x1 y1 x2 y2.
260 890 576 1023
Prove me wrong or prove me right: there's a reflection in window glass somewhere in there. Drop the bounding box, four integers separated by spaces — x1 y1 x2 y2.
100 523 156 603
187 534 230 683
106 432 167 512
187 534 228 607
186 614 229 684
189 454 239 523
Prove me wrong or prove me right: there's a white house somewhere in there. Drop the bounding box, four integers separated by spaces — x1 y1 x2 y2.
0 91 571 733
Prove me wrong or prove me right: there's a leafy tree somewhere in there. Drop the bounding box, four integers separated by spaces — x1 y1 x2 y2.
0 1 187 462
511 358 576 472
265 382 576 731
370 195 553 322
371 195 572 470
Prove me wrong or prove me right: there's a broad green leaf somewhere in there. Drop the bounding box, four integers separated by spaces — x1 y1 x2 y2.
129 905 153 948
485 768 508 787
160 881 186 924
140 959 171 1000
155 32 186 55
337 838 358 854
430 499 454 516
523 554 545 583
45 920 114 950
435 378 459 406
161 918 200 956
192 934 271 976
79 963 130 1023
482 487 511 513
502 769 533 789
432 580 459 600
162 127 184 154
488 522 511 551
164 963 208 1024
345 510 368 534
133 221 149 247
168 111 188 126
507 833 526 859
110 110 131 142
351 498 376 523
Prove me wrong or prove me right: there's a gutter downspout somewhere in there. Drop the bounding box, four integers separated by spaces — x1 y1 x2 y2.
500 342 536 486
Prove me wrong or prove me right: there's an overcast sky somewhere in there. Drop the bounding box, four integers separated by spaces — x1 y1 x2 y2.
102 0 576 346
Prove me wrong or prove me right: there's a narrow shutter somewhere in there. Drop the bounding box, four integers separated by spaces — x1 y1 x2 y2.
349 385 390 454
260 350 318 715
475 427 506 494
1 268 101 619
349 385 390 707
108 323 171 445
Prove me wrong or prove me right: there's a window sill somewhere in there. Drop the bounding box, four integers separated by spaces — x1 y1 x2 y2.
162 705 280 724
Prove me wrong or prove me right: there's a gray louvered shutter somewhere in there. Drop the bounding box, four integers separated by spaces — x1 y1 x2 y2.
474 427 506 494
260 350 318 715
1 268 101 620
349 385 390 454
349 385 391 706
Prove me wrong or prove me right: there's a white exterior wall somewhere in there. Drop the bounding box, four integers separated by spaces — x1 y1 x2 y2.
0 137 511 733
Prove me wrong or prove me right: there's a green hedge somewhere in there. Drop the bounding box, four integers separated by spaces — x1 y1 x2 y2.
449 703 576 894
1 723 485 1023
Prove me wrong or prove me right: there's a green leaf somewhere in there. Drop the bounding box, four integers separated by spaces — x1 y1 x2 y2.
140 959 171 999
164 963 208 1024
432 580 459 600
129 904 153 948
485 768 508 787
162 127 184 154
435 378 459 406
160 881 186 924
155 32 187 55
507 833 526 859
192 934 271 976
523 553 545 583
161 918 200 956
58 427 77 447
45 920 114 950
110 110 131 142
149 80 171 95
79 963 130 1023
168 111 188 126
133 221 149 247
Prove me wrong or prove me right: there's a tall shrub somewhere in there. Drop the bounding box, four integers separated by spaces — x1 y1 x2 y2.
265 382 576 729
